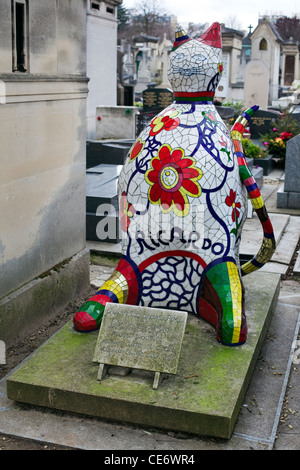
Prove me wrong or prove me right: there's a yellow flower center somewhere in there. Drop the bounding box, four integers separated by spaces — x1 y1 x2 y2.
161 166 179 189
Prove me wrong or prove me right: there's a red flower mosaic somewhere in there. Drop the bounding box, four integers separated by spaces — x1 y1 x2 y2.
130 138 145 161
145 144 202 217
149 109 181 136
225 189 241 222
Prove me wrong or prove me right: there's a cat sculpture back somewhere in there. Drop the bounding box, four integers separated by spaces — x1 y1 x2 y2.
73 23 275 346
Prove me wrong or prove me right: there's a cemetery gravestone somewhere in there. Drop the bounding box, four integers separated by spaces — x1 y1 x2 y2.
283 134 300 194
93 303 187 389
249 109 280 139
244 60 269 111
136 88 174 135
277 134 300 209
142 88 173 112
135 46 152 95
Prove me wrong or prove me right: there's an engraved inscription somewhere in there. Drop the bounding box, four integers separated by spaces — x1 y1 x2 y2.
143 91 157 108
93 303 187 376
251 117 272 126
142 89 173 112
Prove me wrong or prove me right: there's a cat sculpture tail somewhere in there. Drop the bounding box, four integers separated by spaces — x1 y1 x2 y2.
231 105 276 276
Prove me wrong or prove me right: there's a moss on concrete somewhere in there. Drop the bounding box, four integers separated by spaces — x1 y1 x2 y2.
6 271 280 438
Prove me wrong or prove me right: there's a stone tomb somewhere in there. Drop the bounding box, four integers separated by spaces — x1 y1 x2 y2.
277 134 300 209
94 304 187 389
86 140 134 169
248 109 280 140
6 271 280 439
86 164 122 243
142 88 173 113
85 140 135 243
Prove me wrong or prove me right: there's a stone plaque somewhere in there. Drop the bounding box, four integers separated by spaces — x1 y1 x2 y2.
249 109 280 139
93 303 187 389
142 88 173 112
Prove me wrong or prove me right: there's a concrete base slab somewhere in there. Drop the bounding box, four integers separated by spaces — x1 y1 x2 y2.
277 183 300 209
272 216 300 265
260 262 289 276
294 251 300 276
6 272 280 440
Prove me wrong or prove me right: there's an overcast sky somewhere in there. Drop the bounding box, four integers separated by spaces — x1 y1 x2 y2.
122 0 299 33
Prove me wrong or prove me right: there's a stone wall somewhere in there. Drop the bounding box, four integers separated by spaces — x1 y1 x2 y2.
86 0 121 139
0 0 90 346
95 105 139 140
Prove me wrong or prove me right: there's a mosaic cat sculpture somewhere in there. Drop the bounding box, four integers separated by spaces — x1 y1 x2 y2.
73 23 276 345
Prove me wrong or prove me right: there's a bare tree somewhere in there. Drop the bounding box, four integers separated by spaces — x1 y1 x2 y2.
135 0 161 32
223 15 243 31
118 0 172 41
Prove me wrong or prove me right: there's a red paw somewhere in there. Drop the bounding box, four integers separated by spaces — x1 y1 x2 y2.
73 311 98 332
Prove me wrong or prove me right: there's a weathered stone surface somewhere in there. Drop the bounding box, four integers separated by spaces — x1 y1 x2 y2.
0 0 89 338
0 248 90 348
277 134 300 209
93 303 187 377
95 106 139 140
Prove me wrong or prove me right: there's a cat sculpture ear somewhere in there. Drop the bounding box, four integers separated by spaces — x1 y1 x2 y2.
172 26 192 50
198 22 222 49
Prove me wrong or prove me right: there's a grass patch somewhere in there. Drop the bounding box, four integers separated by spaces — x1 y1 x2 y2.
90 252 120 267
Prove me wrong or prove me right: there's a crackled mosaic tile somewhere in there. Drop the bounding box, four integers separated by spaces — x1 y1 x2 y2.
74 23 276 346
